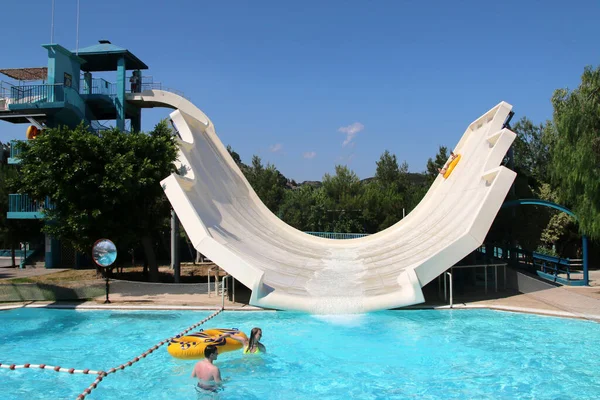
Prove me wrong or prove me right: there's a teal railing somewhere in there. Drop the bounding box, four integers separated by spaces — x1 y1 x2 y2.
0 249 34 258
305 232 370 240
478 245 585 286
8 194 53 214
81 78 116 96
3 84 85 111
9 84 62 104
9 140 22 159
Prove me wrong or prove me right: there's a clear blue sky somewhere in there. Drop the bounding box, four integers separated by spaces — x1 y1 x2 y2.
1 1 598 181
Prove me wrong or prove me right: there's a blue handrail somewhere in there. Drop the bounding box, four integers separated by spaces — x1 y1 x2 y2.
9 140 22 159
479 245 585 285
8 84 61 104
8 194 53 214
501 199 589 286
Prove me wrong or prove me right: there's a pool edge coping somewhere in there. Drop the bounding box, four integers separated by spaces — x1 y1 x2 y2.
1 302 598 322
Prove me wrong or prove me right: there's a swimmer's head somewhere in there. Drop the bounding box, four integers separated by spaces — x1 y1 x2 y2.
204 345 218 360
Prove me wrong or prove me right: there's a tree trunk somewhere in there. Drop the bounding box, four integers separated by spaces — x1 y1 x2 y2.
10 245 16 268
141 236 159 282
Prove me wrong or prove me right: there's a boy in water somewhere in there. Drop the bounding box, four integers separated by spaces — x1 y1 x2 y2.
191 345 222 392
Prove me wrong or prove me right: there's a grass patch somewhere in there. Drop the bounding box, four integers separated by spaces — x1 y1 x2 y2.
7 278 35 283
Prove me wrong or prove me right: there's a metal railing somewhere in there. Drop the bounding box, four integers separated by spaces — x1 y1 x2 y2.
90 120 112 132
9 140 23 159
81 78 116 96
8 84 63 104
478 245 584 285
0 83 87 113
305 231 370 240
0 81 14 109
8 194 53 214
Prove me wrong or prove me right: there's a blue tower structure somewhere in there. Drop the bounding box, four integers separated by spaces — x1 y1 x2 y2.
0 40 157 268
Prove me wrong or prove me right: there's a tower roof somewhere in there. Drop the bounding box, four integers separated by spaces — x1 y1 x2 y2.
74 40 148 72
0 67 47 81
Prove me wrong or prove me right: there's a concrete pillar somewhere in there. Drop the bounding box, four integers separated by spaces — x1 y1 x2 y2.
116 56 126 131
131 112 141 132
171 210 180 283
44 234 61 269
83 72 92 94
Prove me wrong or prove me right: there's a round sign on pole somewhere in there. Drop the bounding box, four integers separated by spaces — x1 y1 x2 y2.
92 239 117 304
92 239 117 267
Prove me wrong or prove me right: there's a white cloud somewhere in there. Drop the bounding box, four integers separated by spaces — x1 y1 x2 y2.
303 151 317 159
269 143 283 153
338 122 364 147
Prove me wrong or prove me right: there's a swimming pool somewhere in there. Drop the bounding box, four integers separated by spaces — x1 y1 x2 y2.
0 308 598 399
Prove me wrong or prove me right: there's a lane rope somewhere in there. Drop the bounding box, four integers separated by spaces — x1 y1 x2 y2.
0 308 224 400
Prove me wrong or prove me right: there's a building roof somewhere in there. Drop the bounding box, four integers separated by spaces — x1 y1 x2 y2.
75 41 148 72
0 67 48 81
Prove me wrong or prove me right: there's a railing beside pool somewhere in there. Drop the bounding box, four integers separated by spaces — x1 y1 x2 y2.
478 245 585 286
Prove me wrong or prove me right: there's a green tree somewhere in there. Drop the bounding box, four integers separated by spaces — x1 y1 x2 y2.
226 144 250 175
426 145 449 182
321 165 364 232
15 122 177 280
246 155 287 213
1 141 8 164
549 66 600 240
0 162 44 267
511 117 552 187
361 182 404 233
279 185 320 231
375 150 401 188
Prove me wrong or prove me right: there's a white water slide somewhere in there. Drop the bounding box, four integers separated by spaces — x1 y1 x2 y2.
129 91 516 313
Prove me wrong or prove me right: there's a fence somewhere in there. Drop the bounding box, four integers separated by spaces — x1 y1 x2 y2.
7 84 63 104
9 140 22 160
478 245 585 285
8 194 53 214
81 78 116 96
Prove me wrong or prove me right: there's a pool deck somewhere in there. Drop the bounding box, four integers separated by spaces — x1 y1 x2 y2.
1 267 599 322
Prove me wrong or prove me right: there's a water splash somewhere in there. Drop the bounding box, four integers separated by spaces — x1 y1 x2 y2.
305 249 367 314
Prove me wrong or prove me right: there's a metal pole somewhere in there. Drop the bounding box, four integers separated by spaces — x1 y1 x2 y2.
171 210 180 283
222 275 229 309
232 276 235 303
50 0 55 44
484 266 488 295
104 273 111 304
75 0 80 55
582 235 589 286
495 265 498 293
446 271 453 308
215 270 219 296
443 272 447 301
207 270 211 297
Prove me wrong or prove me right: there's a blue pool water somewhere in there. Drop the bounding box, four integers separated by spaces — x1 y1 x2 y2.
0 308 599 399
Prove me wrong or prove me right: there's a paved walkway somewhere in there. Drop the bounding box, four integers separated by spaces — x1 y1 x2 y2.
1 267 599 322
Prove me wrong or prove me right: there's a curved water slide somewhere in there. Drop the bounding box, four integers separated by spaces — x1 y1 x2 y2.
128 90 516 313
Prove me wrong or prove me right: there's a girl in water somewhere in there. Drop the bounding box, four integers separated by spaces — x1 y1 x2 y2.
217 327 266 354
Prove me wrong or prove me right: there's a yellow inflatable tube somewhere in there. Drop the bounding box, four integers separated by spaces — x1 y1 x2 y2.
26 125 42 140
167 328 247 360
443 154 461 179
